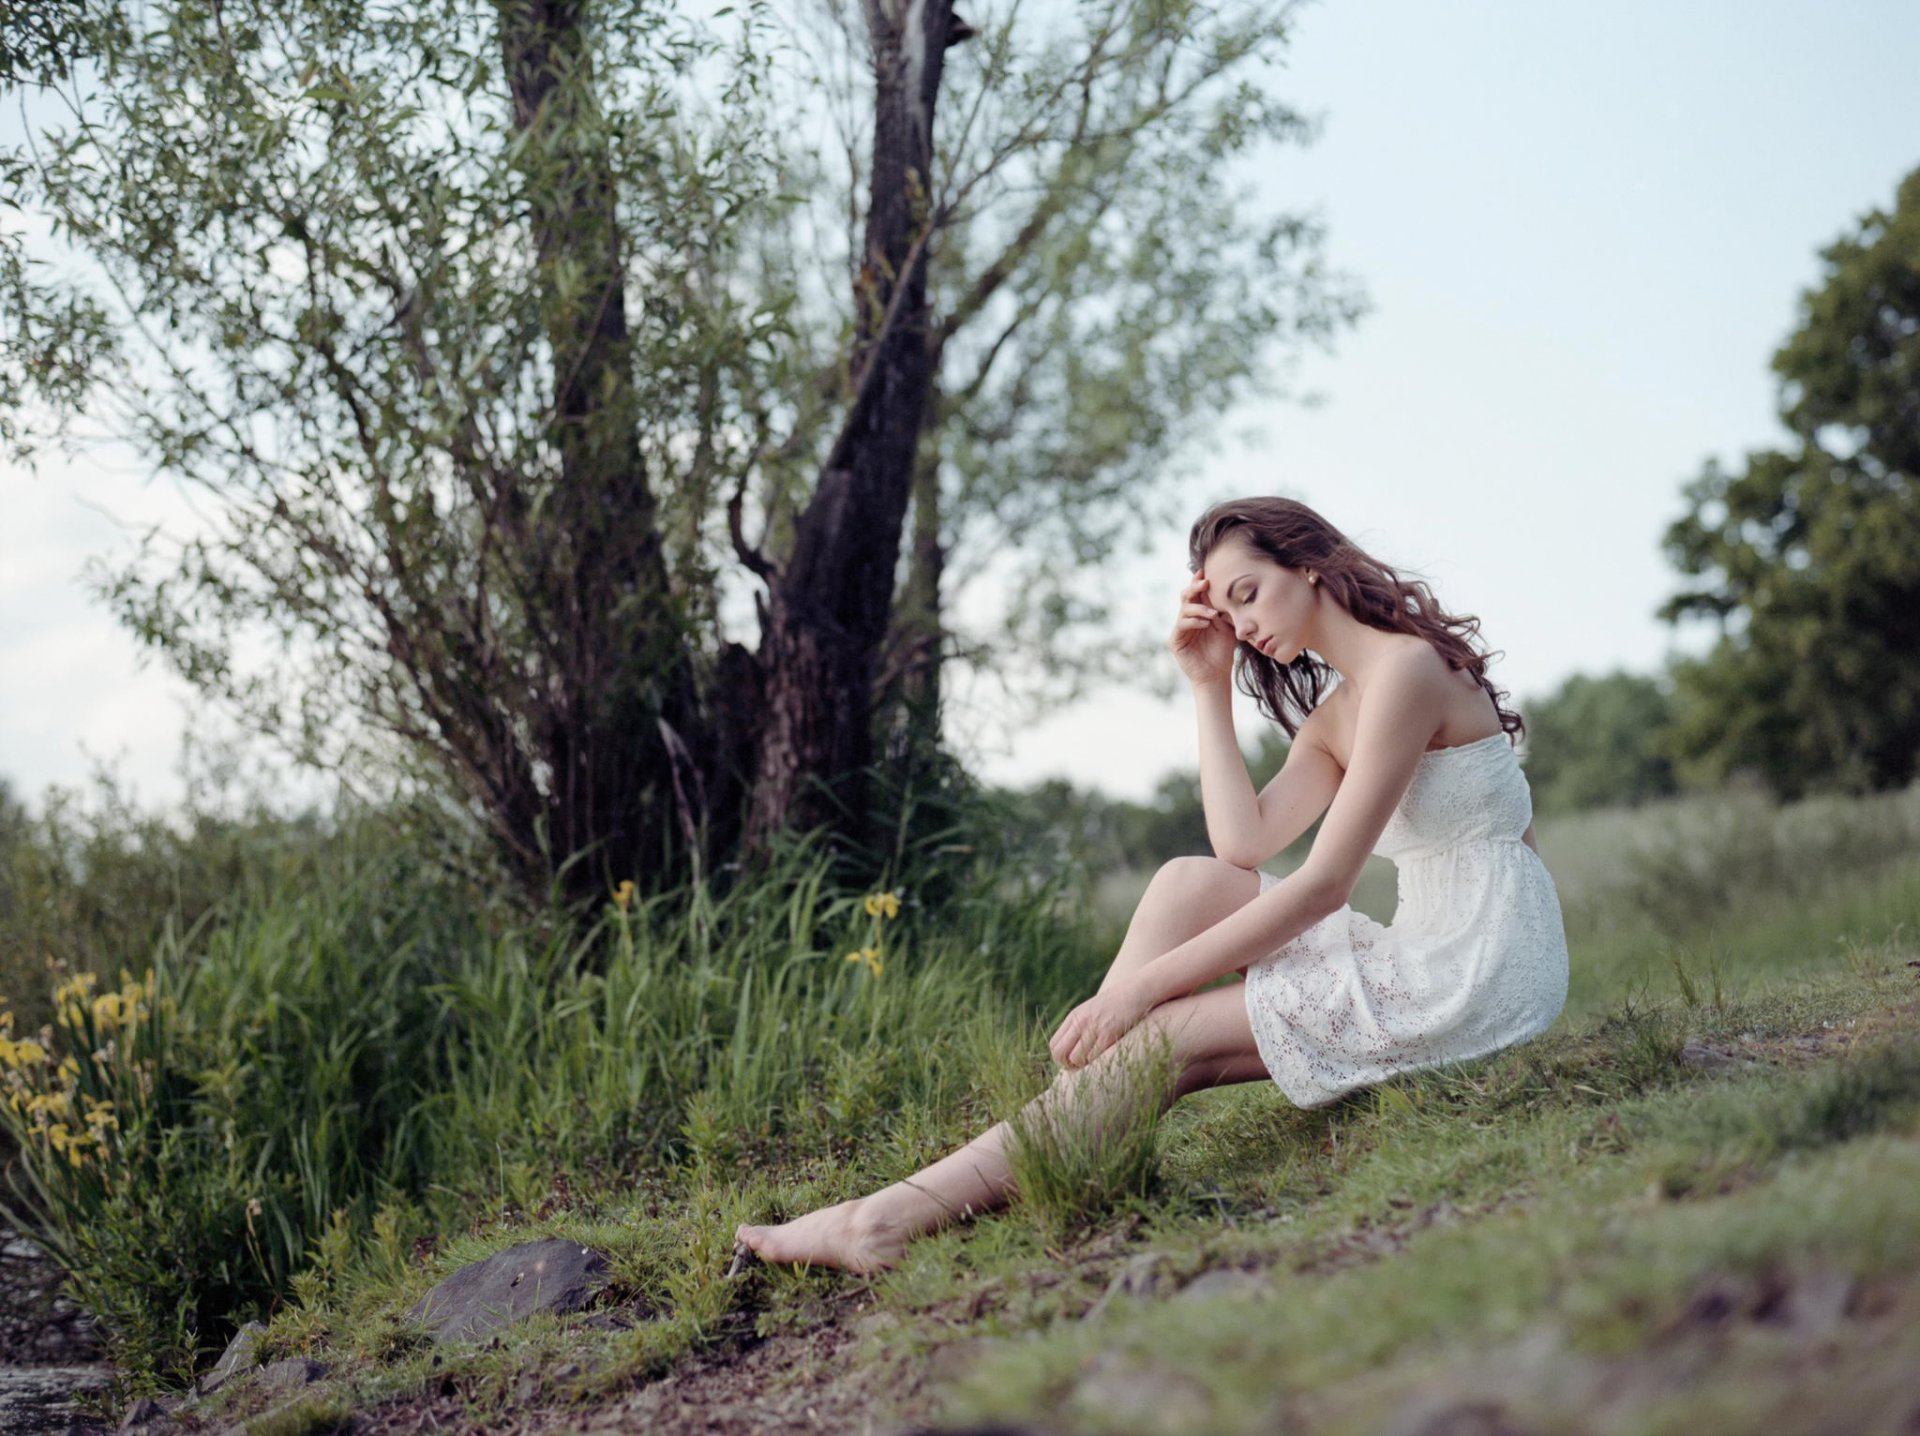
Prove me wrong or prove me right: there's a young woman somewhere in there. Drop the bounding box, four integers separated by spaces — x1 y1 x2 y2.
733 496 1570 1274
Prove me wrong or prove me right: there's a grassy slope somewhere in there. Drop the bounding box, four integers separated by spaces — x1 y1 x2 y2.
174 821 1920 1436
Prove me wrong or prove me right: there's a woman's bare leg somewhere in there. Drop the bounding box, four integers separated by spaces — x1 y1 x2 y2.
1099 857 1264 993
733 860 1270 1273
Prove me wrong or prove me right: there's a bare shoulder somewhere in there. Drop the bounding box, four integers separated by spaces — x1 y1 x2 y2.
1305 641 1455 770
1292 686 1347 767
1347 640 1454 749
1386 633 1457 687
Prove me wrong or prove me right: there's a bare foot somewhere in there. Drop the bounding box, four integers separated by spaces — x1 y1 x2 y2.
733 1197 906 1275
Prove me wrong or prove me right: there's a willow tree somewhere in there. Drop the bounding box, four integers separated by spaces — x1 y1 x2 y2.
2 0 1362 900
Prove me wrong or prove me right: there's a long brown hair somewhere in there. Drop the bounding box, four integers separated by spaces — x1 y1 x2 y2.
1187 496 1526 744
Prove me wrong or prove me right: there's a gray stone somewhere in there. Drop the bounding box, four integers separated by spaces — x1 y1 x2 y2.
117 1396 166 1430
1174 1267 1269 1303
196 1320 267 1395
406 1238 613 1345
255 1357 329 1390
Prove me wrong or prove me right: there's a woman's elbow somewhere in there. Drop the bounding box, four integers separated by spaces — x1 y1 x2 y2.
1209 837 1261 870
1290 864 1352 918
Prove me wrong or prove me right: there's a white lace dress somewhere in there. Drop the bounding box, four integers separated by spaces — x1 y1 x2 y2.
1243 732 1569 1108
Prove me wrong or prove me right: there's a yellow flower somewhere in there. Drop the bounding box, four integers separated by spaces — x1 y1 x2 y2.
92 992 128 1028
57 1055 79 1081
28 1091 71 1119
612 879 636 911
862 891 902 920
844 950 866 965
845 946 883 975
10 1039 47 1067
53 972 99 1005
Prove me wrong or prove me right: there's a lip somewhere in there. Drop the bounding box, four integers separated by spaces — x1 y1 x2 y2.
1255 636 1275 657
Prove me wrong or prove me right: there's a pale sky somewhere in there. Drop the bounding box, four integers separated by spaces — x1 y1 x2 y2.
4 1 1918 812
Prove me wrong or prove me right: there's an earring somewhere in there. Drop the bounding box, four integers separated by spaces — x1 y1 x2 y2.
1308 573 1319 586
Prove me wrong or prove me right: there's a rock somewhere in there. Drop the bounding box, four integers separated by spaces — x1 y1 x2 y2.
1174 1267 1268 1303
116 1397 165 1430
405 1238 613 1345
196 1320 267 1395
255 1357 329 1390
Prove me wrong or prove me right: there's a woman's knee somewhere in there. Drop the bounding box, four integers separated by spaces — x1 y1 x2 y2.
1147 855 1254 908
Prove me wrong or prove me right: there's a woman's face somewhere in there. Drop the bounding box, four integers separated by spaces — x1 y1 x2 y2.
1199 534 1318 665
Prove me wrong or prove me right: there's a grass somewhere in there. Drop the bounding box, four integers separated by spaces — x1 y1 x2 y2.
9 775 1920 1433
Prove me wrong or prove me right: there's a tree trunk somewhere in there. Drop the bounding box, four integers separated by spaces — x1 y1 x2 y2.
745 0 956 856
500 0 705 895
880 422 947 768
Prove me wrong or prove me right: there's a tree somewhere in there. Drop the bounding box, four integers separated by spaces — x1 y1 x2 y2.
1659 165 1920 798
1 0 1362 902
753 0 1366 780
1516 670 1677 815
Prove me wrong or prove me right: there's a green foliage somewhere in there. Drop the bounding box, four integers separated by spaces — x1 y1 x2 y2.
1660 164 1920 798
2 0 1365 900
0 763 1102 1390
3 0 797 898
1517 669 1678 815
905 0 1371 707
1002 1030 1182 1239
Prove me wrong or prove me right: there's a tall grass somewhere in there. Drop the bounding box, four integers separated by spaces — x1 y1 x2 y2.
1002 1030 1184 1237
7 761 1920 1400
0 772 1105 1390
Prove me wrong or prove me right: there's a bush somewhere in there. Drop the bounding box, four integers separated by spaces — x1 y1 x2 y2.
0 757 1106 1390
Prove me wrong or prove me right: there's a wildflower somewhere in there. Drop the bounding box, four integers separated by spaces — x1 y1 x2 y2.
843 946 884 975
92 992 129 1028
28 1091 71 1120
613 879 636 911
53 972 100 1004
57 1055 79 1081
862 891 902 920
7 1038 47 1067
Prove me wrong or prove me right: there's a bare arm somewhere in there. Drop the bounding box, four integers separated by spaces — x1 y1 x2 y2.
1131 865 1346 1008
1137 653 1450 1002
1192 677 1262 866
1194 678 1342 868
1521 821 1538 854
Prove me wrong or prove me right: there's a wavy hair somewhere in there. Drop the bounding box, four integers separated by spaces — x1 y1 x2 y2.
1187 496 1525 745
